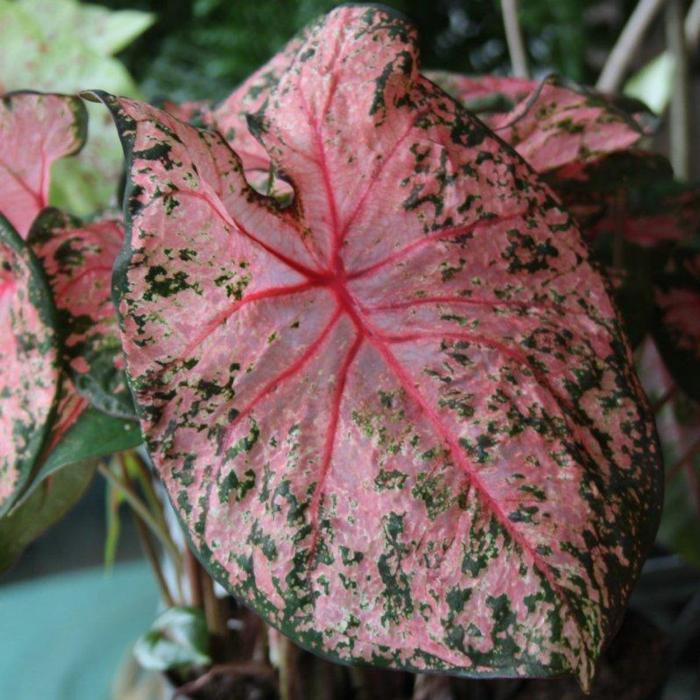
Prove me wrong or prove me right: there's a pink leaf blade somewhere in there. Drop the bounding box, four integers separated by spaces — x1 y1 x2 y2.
99 6 663 690
0 92 86 237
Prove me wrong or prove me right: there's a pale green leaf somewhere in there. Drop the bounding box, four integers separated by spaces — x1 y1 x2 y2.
624 52 674 115
134 607 211 672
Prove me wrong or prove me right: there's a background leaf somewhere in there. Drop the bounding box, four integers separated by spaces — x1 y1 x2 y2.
0 0 151 216
20 408 142 506
28 208 134 418
0 91 86 237
0 460 95 574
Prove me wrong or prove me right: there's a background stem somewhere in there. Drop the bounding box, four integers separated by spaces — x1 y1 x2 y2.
666 0 692 180
502 0 529 78
97 462 182 577
597 0 669 92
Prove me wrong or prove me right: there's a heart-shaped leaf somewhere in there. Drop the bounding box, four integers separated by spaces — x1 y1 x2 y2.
96 5 662 689
653 234 700 401
28 208 134 418
0 214 61 515
0 91 86 237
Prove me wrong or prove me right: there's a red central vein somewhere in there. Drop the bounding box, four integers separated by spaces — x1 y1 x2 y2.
37 146 49 210
337 112 426 238
307 332 363 558
357 320 585 641
297 83 343 266
0 161 43 209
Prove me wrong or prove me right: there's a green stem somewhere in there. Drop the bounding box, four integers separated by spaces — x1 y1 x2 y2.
97 462 183 575
118 455 176 607
278 635 301 700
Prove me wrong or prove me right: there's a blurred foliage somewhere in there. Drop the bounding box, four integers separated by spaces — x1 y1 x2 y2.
0 0 152 215
102 0 631 103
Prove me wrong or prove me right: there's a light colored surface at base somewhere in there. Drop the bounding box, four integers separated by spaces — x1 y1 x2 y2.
0 561 158 700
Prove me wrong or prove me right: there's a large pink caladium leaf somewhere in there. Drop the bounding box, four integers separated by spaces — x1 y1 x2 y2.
653 235 700 401
0 92 86 237
0 214 61 515
28 209 133 418
96 6 662 689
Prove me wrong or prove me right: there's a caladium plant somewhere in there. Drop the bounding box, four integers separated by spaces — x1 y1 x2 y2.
4 3 700 697
83 5 666 689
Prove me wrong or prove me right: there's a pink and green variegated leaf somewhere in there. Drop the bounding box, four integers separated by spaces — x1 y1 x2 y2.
0 214 61 515
433 75 645 174
653 235 700 401
425 72 536 114
161 100 213 128
27 209 134 418
487 82 643 174
0 92 86 237
210 27 308 173
546 151 700 249
96 5 662 690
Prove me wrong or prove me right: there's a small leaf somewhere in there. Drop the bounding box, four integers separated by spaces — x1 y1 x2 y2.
624 52 675 115
549 152 700 249
0 215 61 516
28 208 134 418
0 459 95 574
0 91 86 237
99 6 663 689
133 607 211 672
435 74 645 173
